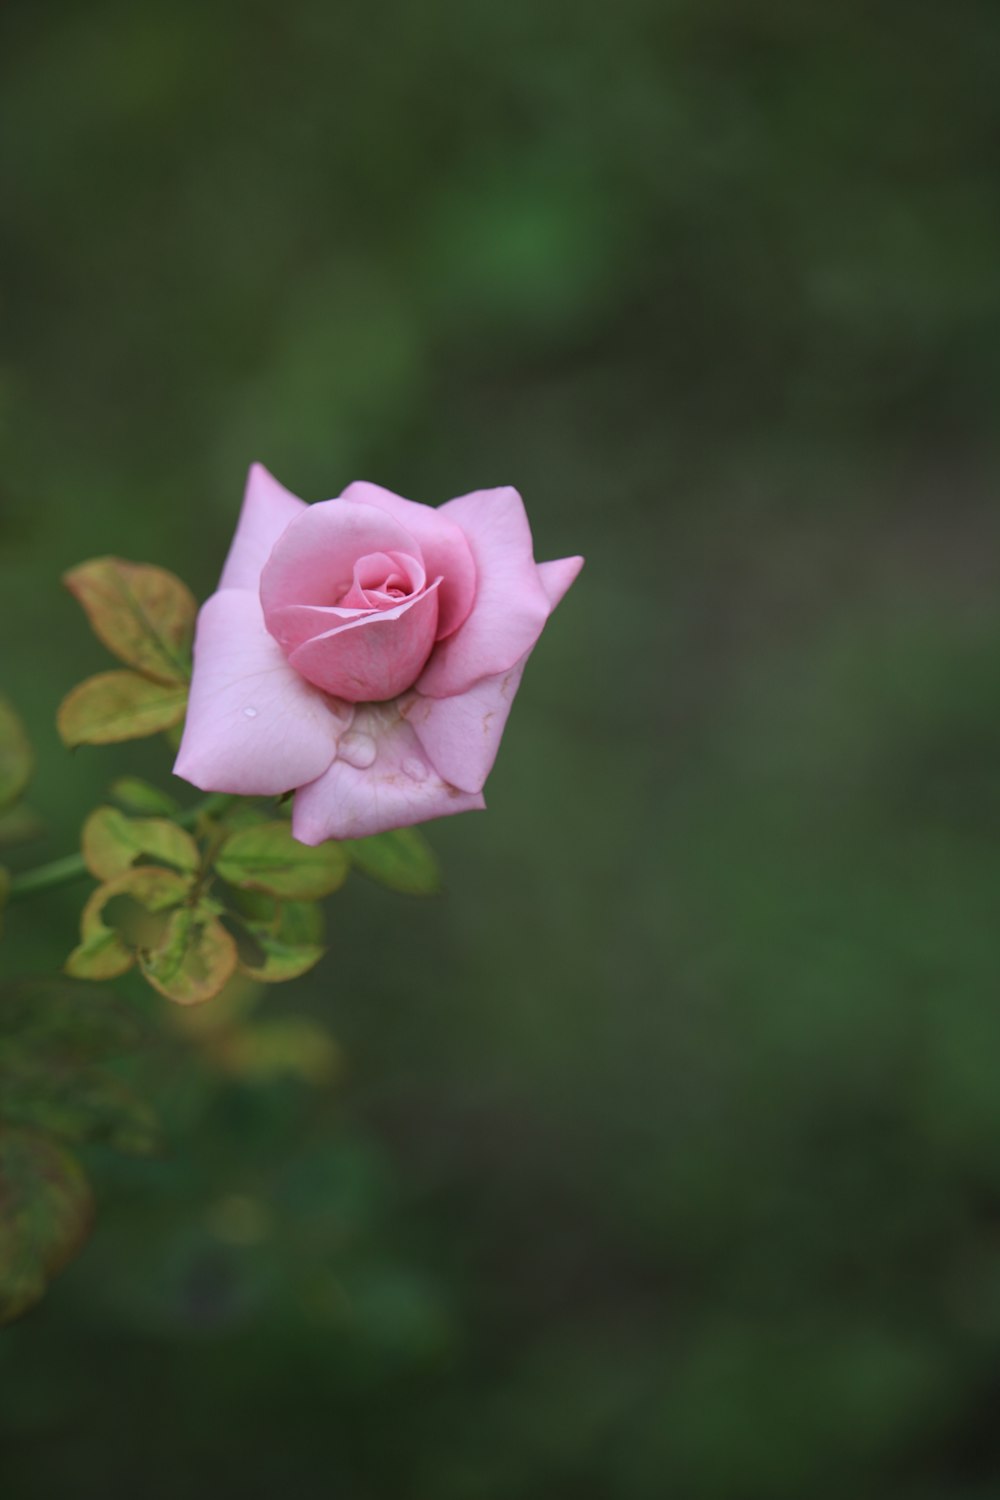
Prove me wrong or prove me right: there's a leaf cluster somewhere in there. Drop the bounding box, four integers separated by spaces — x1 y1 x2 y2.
64 804 442 1006
57 558 195 747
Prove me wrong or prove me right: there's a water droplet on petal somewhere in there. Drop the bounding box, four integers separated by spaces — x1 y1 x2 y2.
243 707 258 719
402 756 427 782
337 731 377 770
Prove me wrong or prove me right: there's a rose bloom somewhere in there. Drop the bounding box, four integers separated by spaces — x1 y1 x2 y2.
174 466 583 841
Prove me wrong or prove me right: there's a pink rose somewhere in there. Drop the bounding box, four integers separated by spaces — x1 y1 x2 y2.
174 466 583 841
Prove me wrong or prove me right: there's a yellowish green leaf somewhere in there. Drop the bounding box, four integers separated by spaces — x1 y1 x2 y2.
0 695 33 811
63 557 196 685
139 905 238 1005
64 928 134 981
345 827 442 895
82 805 199 881
57 671 188 746
0 1128 93 1325
67 864 194 980
80 864 193 936
215 821 349 900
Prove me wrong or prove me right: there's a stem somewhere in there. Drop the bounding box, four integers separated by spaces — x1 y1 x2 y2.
6 851 92 902
5 793 239 903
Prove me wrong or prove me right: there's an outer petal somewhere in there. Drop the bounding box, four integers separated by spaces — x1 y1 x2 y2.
173 590 345 796
341 481 477 639
401 656 528 795
260 500 420 631
287 581 441 702
292 701 484 841
404 554 583 793
218 464 308 591
416 487 551 698
537 554 584 610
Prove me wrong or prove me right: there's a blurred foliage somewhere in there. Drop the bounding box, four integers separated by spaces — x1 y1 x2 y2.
0 978 154 1322
3 0 1000 1496
0 697 33 812
0 696 34 936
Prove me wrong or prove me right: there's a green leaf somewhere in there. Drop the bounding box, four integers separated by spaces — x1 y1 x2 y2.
108 777 180 817
0 1127 93 1325
215 821 349 900
238 932 325 982
0 695 33 811
236 900 326 983
215 1018 341 1084
82 805 200 881
139 904 238 1006
274 899 324 946
345 828 442 895
63 557 196 685
222 885 280 924
0 866 8 939
57 671 188 746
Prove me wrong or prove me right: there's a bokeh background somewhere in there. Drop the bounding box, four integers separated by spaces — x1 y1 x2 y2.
4 1 1000 1496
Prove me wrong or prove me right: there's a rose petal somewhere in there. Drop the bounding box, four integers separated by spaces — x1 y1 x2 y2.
260 499 421 643
292 702 485 841
401 655 528 795
287 582 441 702
404 553 583 793
218 464 308 591
271 547 430 649
173 590 345 796
341 481 478 640
416 487 551 698
340 550 426 609
537 554 584 610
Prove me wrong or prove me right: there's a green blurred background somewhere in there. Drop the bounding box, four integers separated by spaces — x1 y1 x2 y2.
4 1 1000 1495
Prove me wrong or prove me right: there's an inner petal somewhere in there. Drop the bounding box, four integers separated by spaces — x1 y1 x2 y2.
287 581 441 703
340 550 426 610
260 499 421 622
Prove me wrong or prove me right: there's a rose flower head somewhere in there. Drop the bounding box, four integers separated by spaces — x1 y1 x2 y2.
174 467 583 840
